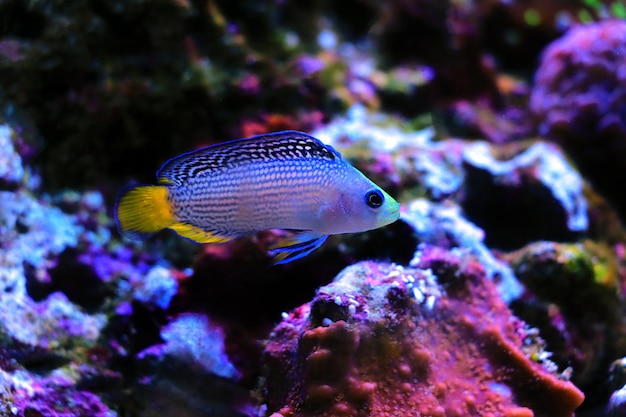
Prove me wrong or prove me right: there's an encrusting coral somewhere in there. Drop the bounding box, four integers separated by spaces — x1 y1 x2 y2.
262 246 584 417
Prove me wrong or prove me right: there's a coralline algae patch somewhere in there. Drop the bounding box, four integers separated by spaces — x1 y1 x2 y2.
262 247 584 417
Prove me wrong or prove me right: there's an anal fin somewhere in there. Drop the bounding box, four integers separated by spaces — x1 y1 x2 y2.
169 222 236 244
269 231 328 265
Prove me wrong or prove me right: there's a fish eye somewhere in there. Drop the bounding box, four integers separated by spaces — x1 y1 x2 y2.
365 190 384 208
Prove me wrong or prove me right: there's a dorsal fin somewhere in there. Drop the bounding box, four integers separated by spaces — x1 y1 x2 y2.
156 130 340 185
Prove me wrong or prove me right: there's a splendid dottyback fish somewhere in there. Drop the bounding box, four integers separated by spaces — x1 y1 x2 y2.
115 130 400 264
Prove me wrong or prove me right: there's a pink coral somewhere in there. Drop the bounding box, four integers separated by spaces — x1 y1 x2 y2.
262 247 584 417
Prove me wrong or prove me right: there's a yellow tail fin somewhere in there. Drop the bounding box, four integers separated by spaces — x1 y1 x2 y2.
115 184 174 239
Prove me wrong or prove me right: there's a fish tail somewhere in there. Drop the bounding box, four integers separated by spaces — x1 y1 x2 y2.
115 184 175 240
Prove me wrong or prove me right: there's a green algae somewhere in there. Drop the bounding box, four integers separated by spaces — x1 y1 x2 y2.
509 241 620 321
611 1 626 18
523 9 541 27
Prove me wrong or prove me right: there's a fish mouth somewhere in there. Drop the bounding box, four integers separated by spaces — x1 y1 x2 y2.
388 207 401 221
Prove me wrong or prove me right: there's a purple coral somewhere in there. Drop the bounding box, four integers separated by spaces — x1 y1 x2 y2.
158 313 239 380
529 20 626 216
530 20 626 141
11 385 116 417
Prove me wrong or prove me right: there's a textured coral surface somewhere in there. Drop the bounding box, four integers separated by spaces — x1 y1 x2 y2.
263 250 584 417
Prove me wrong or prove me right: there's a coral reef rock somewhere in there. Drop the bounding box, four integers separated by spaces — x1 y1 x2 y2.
531 19 626 142
0 123 116 415
314 106 590 251
261 247 584 417
400 198 523 303
134 313 251 417
507 240 626 407
529 19 626 218
462 141 588 235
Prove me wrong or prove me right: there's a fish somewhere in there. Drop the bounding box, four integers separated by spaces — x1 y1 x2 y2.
115 130 400 264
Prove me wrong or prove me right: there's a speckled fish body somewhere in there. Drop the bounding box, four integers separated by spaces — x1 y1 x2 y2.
115 130 400 264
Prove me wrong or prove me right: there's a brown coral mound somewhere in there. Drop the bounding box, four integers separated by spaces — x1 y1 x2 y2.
262 247 584 417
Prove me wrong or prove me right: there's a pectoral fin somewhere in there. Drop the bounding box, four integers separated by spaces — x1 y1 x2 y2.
269 232 329 265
